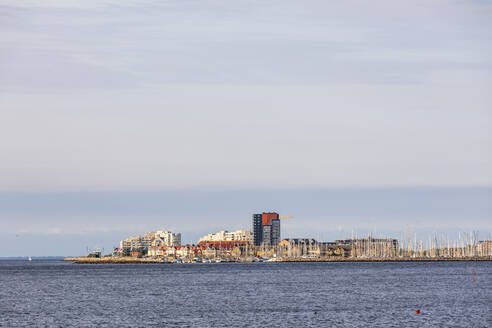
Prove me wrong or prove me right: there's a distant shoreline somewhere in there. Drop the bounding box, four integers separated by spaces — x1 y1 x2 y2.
64 256 492 264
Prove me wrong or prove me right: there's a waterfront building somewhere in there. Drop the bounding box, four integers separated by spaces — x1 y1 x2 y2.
148 245 199 258
151 230 181 247
252 212 281 246
279 239 318 258
120 234 153 252
335 237 399 258
120 230 181 252
198 229 253 243
175 245 199 258
197 240 249 249
148 246 167 257
278 239 352 258
478 240 492 256
201 248 217 258
279 238 317 247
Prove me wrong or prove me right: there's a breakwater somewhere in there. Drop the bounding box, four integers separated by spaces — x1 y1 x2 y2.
64 257 168 264
64 256 492 264
279 256 492 262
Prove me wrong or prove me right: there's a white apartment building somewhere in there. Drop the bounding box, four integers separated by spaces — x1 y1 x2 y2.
151 230 181 247
120 230 181 251
198 229 253 243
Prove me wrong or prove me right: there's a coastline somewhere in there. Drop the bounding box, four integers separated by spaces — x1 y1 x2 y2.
64 256 492 264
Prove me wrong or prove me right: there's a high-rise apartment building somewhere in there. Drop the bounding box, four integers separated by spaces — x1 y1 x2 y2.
252 212 281 246
262 224 272 246
120 230 181 252
252 214 263 246
271 219 281 245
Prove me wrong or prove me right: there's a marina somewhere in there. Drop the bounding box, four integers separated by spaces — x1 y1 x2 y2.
71 212 492 264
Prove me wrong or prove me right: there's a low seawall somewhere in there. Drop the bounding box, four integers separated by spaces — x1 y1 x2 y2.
65 256 492 264
64 257 168 264
279 256 492 262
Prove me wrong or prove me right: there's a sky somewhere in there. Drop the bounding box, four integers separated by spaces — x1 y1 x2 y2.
0 0 491 256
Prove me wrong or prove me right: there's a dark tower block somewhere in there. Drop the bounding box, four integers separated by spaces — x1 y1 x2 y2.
252 214 263 246
253 212 281 247
262 225 272 247
271 218 281 246
261 212 280 246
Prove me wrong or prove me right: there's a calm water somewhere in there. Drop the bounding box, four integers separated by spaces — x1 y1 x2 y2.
0 260 491 327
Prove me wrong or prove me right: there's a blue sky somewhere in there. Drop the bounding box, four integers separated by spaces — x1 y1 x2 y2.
0 0 490 256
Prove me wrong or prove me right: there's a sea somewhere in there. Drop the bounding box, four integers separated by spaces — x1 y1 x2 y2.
0 260 491 327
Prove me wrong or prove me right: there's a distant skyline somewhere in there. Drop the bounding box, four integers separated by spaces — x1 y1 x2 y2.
0 1 490 256
1 187 490 257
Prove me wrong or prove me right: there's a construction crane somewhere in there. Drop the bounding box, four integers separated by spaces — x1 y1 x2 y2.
279 216 293 219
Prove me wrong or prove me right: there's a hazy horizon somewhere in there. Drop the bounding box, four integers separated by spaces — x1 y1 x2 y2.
1 186 490 257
